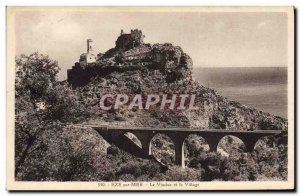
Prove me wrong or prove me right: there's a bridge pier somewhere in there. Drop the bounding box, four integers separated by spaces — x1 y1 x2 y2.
174 141 185 168
239 135 262 152
202 134 223 152
166 133 188 168
134 132 154 158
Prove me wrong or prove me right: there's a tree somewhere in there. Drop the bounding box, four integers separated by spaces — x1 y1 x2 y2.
16 52 60 102
15 52 61 176
15 53 89 178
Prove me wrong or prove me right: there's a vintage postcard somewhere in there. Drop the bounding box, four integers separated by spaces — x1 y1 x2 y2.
6 6 294 191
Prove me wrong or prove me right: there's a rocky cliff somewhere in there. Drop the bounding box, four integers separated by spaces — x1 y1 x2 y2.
69 29 288 134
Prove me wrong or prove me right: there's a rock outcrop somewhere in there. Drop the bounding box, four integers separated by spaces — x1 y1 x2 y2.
151 43 193 83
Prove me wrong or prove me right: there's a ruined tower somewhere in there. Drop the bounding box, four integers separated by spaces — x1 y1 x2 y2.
87 39 93 53
79 39 96 66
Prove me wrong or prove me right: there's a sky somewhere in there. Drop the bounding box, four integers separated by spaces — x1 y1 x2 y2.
14 9 288 80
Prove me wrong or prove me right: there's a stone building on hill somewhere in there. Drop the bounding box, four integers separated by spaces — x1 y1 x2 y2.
79 39 97 67
67 29 193 87
115 29 145 51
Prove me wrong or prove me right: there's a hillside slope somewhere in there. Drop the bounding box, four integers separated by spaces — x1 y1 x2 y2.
68 30 287 133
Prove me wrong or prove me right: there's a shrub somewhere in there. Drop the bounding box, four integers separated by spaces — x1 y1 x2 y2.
165 167 201 181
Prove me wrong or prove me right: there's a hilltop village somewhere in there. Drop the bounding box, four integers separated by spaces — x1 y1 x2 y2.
67 29 193 87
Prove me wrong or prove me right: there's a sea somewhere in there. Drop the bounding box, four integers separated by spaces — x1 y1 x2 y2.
193 67 288 119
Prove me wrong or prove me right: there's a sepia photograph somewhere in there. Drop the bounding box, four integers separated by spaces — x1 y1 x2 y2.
6 6 294 191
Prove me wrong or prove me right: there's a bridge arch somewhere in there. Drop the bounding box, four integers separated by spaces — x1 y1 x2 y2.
217 135 246 156
254 135 276 150
183 134 209 167
123 132 142 148
149 133 176 166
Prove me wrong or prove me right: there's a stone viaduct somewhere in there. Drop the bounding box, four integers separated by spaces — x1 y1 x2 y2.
76 125 282 168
